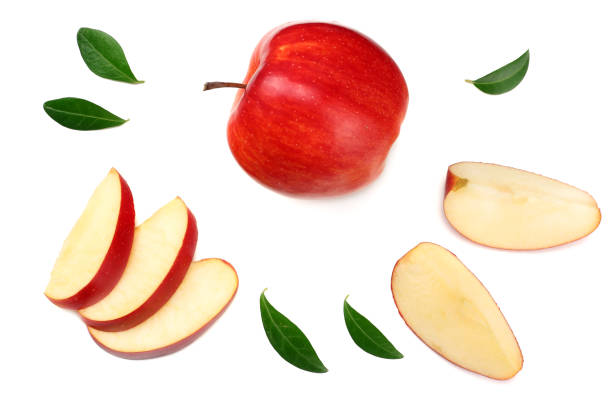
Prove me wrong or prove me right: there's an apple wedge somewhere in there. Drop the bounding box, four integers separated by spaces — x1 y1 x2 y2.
391 242 523 380
45 168 135 309
89 258 238 359
79 197 197 331
444 162 601 250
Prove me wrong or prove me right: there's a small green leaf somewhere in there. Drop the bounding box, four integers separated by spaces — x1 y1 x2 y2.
43 97 128 130
260 289 328 373
466 50 529 95
344 296 403 359
77 27 143 84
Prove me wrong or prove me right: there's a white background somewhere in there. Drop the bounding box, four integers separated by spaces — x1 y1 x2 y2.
1 0 610 406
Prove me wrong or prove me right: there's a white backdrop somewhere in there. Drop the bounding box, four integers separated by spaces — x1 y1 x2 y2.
2 0 610 406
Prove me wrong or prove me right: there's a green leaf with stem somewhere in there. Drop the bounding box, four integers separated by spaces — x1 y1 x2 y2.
43 97 128 130
344 295 403 359
77 27 143 84
260 289 328 373
466 50 529 95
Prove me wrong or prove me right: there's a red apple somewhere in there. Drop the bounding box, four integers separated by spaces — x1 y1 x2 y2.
45 168 135 309
204 22 408 196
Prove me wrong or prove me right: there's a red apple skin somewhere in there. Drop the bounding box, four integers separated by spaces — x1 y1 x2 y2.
391 243 523 380
443 162 602 250
80 208 198 332
46 170 135 309
444 168 461 197
88 259 238 359
227 22 409 197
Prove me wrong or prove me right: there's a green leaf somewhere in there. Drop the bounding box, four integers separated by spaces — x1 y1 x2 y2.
77 27 143 84
344 296 403 359
466 50 529 95
43 97 128 130
260 289 328 373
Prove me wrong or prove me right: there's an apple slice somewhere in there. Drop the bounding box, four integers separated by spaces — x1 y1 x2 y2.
88 258 238 359
444 162 601 250
79 197 197 332
45 168 135 309
391 242 523 380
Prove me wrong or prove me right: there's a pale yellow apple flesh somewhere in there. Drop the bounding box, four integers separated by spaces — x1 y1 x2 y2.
89 259 238 359
391 242 523 380
45 168 134 308
444 162 601 250
79 198 193 327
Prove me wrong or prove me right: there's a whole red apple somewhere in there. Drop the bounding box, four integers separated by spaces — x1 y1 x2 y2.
204 22 408 197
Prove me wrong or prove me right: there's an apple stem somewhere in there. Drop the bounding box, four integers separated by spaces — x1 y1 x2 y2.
464 79 474 84
203 82 247 91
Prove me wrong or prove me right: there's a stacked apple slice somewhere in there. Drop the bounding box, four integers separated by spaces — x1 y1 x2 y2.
90 259 238 359
45 168 135 309
45 169 238 359
79 197 198 331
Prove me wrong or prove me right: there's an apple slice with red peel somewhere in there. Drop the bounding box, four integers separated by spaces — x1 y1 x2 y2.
88 258 238 359
45 168 135 309
391 242 523 380
79 197 197 332
444 162 601 250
